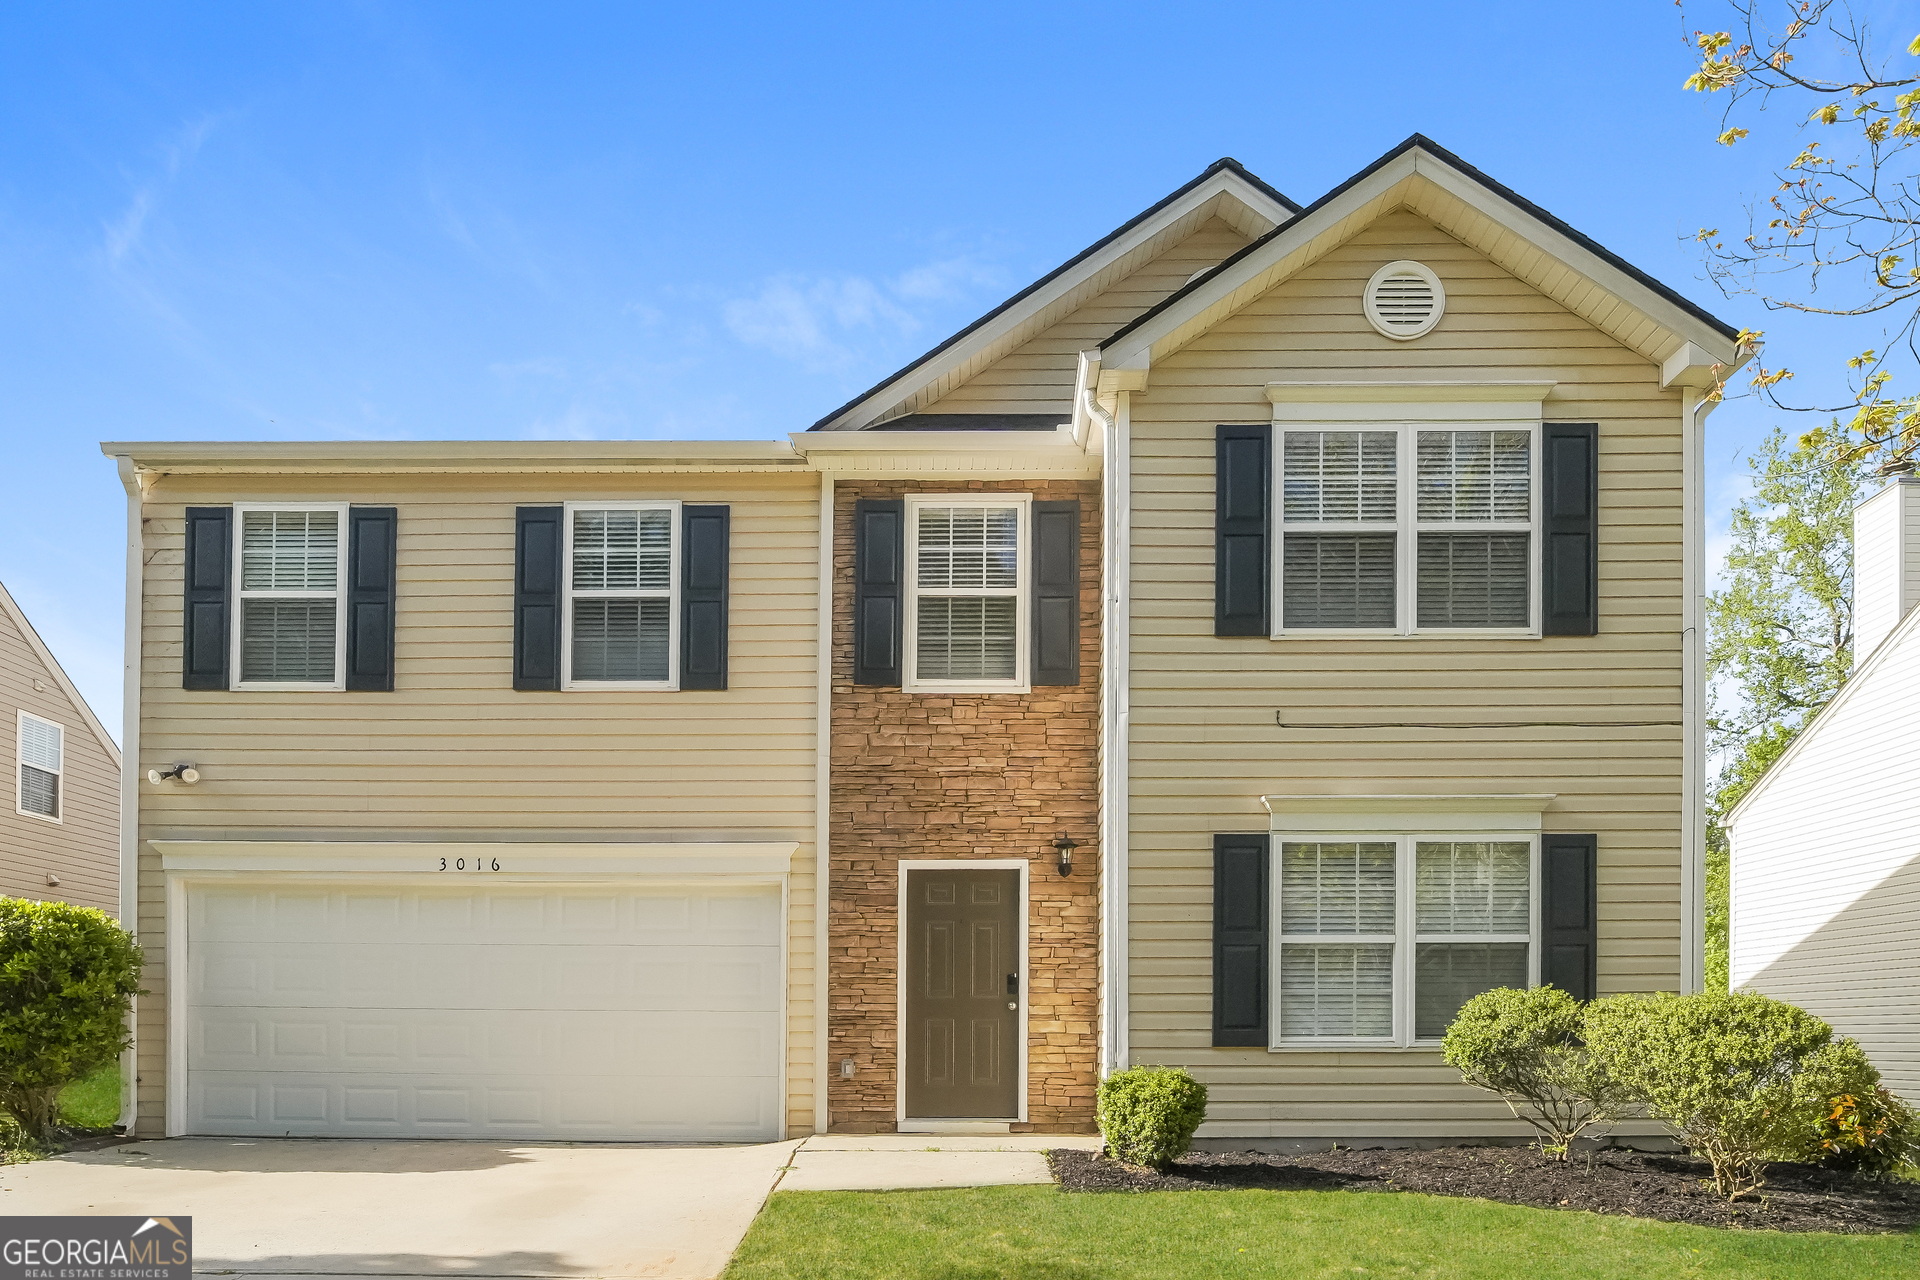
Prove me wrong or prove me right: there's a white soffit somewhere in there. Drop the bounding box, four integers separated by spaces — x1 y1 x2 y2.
1101 147 1740 377
151 840 800 876
1260 794 1557 835
812 171 1293 433
790 427 1099 478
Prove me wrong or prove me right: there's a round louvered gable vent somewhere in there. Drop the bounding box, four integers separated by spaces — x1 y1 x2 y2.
1363 260 1446 340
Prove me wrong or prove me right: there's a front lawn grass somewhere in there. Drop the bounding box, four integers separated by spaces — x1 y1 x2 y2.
724 1184 1919 1279
56 1060 121 1129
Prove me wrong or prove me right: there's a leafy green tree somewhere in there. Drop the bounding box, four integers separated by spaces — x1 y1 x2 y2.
1704 426 1865 989
1680 2 1920 468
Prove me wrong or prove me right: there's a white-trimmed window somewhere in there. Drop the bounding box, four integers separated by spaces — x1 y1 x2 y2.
1275 835 1536 1046
563 501 679 690
904 494 1030 693
232 503 349 689
15 711 62 822
1277 425 1538 636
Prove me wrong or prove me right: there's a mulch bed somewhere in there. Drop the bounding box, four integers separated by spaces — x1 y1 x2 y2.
1046 1145 1920 1234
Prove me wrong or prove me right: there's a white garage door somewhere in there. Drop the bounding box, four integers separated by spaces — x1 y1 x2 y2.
184 881 783 1141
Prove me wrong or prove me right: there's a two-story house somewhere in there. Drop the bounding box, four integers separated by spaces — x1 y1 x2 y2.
107 135 1740 1144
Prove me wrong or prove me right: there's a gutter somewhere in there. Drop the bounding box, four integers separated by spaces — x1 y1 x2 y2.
1095 384 1130 1077
111 456 143 1134
812 472 833 1133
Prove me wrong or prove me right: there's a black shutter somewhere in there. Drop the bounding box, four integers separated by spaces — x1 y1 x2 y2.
1542 423 1598 636
681 505 730 690
513 506 564 691
1541 833 1598 1001
1213 833 1271 1046
345 507 398 692
1031 499 1080 686
854 499 904 687
1216 424 1271 636
182 506 232 691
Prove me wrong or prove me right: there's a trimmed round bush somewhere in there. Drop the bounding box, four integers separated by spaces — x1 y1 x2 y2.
1441 985 1625 1159
1097 1066 1207 1170
1584 990 1879 1198
0 898 143 1143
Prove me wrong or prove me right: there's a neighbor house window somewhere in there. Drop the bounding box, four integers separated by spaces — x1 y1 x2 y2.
232 503 348 689
15 712 62 822
1275 835 1535 1045
904 494 1029 692
563 502 678 689
1277 426 1537 635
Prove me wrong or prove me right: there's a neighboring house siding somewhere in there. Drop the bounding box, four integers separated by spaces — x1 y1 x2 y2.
0 599 118 913
882 218 1251 421
829 477 1101 1132
1126 211 1687 1138
132 472 822 1137
1727 615 1920 1101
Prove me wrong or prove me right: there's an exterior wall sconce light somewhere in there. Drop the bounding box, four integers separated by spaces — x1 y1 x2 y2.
147 763 200 785
1053 835 1078 877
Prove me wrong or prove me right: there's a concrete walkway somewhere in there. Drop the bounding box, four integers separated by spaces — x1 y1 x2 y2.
774 1133 1099 1192
0 1137 802 1279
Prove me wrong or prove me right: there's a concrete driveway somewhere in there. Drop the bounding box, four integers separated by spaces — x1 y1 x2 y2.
0 1137 802 1280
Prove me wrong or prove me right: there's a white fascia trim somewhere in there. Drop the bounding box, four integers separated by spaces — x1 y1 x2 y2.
1261 794 1556 835
811 174 1293 434
150 840 800 876
99 440 807 474
1100 146 1740 374
790 427 1081 454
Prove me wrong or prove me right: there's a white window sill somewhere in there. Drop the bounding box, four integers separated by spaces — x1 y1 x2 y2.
13 808 61 825
561 681 680 692
902 682 1032 696
1269 1041 1448 1052
1271 629 1542 641
232 682 346 692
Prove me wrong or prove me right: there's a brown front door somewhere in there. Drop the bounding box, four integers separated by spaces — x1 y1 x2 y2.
903 866 1021 1119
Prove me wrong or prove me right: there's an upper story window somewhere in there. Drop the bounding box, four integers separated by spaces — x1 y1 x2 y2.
563 502 679 689
1277 426 1537 636
233 503 348 689
905 494 1030 692
15 711 62 822
1277 834 1535 1046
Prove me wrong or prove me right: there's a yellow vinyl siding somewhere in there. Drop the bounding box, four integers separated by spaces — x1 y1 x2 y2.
132 472 821 1137
1127 210 1686 1138
914 217 1252 418
0 606 118 913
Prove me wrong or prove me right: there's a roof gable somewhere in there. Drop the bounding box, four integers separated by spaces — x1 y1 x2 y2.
808 159 1297 431
0 580 120 765
1096 136 1741 381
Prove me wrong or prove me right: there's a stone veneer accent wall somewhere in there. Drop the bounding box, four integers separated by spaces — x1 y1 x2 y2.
829 477 1102 1133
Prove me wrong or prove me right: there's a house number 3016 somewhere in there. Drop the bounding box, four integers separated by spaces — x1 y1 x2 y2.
438 857 502 872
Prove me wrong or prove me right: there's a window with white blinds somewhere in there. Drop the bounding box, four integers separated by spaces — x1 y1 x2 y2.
904 496 1028 690
16 711 62 821
1277 425 1537 634
1274 834 1536 1045
232 504 347 688
563 503 677 688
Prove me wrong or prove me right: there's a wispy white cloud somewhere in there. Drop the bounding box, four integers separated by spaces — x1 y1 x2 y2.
891 255 1004 302
525 398 629 440
101 114 219 265
722 274 919 369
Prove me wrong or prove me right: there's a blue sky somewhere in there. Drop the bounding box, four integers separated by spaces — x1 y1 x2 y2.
2 1 1909 734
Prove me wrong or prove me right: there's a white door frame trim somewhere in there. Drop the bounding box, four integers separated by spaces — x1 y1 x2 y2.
165 870 790 1139
894 858 1030 1127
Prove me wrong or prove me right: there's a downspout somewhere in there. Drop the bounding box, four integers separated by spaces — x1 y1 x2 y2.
1090 386 1130 1076
112 456 144 1134
1680 388 1713 994
813 471 834 1132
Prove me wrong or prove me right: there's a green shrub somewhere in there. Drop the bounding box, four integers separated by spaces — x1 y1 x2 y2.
1816 1086 1920 1180
1584 991 1879 1198
0 899 142 1144
1097 1066 1207 1170
1441 986 1626 1160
